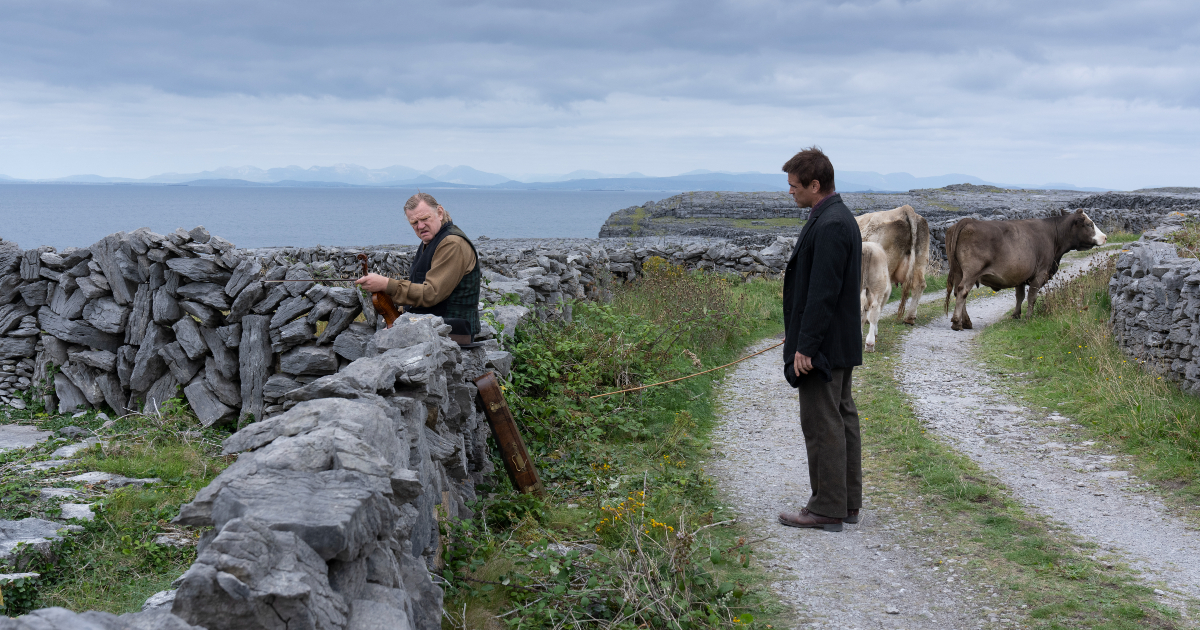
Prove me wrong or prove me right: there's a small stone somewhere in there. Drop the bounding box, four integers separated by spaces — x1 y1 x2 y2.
60 503 95 521
886 605 900 614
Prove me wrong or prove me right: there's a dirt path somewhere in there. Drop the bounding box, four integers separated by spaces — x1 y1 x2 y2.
900 255 1200 611
708 338 995 629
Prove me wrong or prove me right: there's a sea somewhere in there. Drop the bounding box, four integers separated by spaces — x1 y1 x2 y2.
0 184 674 250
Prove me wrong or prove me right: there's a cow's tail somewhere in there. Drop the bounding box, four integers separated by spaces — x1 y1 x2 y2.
943 220 963 314
903 205 919 294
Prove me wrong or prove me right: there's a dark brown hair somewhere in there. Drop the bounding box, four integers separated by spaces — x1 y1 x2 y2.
404 192 452 222
781 147 835 194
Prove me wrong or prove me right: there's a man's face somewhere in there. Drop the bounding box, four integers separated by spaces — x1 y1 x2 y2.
406 201 445 243
788 173 824 209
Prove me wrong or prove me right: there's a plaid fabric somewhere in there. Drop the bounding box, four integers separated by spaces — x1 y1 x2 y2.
408 223 481 335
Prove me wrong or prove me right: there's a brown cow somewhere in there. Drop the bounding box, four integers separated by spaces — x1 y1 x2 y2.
860 241 890 352
943 210 1107 331
856 205 930 325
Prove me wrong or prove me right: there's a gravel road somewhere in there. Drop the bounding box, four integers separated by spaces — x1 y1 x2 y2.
708 338 1000 629
708 252 1199 628
900 255 1200 612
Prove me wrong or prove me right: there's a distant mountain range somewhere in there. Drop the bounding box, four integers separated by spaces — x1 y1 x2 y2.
0 163 1110 192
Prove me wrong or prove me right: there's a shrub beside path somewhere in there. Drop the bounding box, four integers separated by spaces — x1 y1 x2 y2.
900 254 1200 610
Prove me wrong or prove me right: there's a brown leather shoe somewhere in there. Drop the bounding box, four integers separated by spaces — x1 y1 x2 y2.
844 509 860 524
778 508 843 532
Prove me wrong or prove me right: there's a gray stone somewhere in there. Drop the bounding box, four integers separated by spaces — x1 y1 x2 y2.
172 518 348 630
54 373 90 413
184 376 236 427
216 323 242 349
188 226 211 243
225 280 262 324
40 487 82 499
280 346 338 376
51 437 101 458
82 296 130 334
66 345 118 372
38 307 123 353
305 296 337 325
328 286 360 307
20 250 41 281
0 337 36 359
0 424 53 453
0 518 64 563
165 257 233 284
129 324 170 392
124 284 152 345
0 240 21 274
0 604 203 629
489 304 532 339
318 305 361 345
204 356 241 408
0 276 22 306
250 284 288 315
161 342 204 384
75 275 109 300
90 233 136 305
95 372 128 415
61 362 105 405
117 345 136 389
58 425 89 439
200 326 238 381
270 296 313 329
60 503 95 521
179 300 222 328
224 259 261 297
271 319 315 352
172 316 209 360
142 589 177 612
152 286 183 324
0 302 38 334
284 265 315 296
369 313 447 354
485 351 514 378
19 280 49 306
177 282 231 310
332 324 373 362
239 315 271 422
144 371 181 414
262 374 301 400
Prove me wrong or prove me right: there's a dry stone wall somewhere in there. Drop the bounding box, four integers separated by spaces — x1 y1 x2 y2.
1108 212 1200 394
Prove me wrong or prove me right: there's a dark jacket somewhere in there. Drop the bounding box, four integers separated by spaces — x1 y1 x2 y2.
408 222 482 335
783 194 863 376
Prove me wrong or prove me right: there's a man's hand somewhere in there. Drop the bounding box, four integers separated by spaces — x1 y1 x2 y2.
793 351 813 377
355 273 390 293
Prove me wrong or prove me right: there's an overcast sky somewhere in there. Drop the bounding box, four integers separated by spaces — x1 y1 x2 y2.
1 0 1197 189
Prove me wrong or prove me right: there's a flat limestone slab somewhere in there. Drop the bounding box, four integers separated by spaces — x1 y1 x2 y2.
60 503 95 521
0 424 53 453
0 518 64 561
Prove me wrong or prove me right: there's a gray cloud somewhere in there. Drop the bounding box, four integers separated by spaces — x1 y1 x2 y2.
2 0 1197 108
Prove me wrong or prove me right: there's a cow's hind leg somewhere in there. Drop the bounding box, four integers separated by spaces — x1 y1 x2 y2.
1026 284 1043 319
1013 284 1026 319
903 274 926 326
951 282 971 331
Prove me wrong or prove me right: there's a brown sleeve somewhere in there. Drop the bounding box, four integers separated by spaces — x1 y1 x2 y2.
384 236 476 308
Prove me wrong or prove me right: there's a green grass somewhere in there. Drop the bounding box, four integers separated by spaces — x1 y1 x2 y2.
0 400 231 615
977 254 1200 502
887 271 948 303
857 306 1179 628
444 262 788 629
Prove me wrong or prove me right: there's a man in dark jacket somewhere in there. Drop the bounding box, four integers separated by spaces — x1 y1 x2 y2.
356 193 482 340
777 147 863 533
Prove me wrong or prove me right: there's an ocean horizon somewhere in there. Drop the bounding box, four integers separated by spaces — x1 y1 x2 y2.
0 184 674 250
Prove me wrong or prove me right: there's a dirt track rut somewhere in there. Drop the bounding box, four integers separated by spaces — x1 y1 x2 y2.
709 253 1200 628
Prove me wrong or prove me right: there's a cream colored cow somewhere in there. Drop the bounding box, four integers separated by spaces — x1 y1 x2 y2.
860 242 890 352
855 205 931 325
